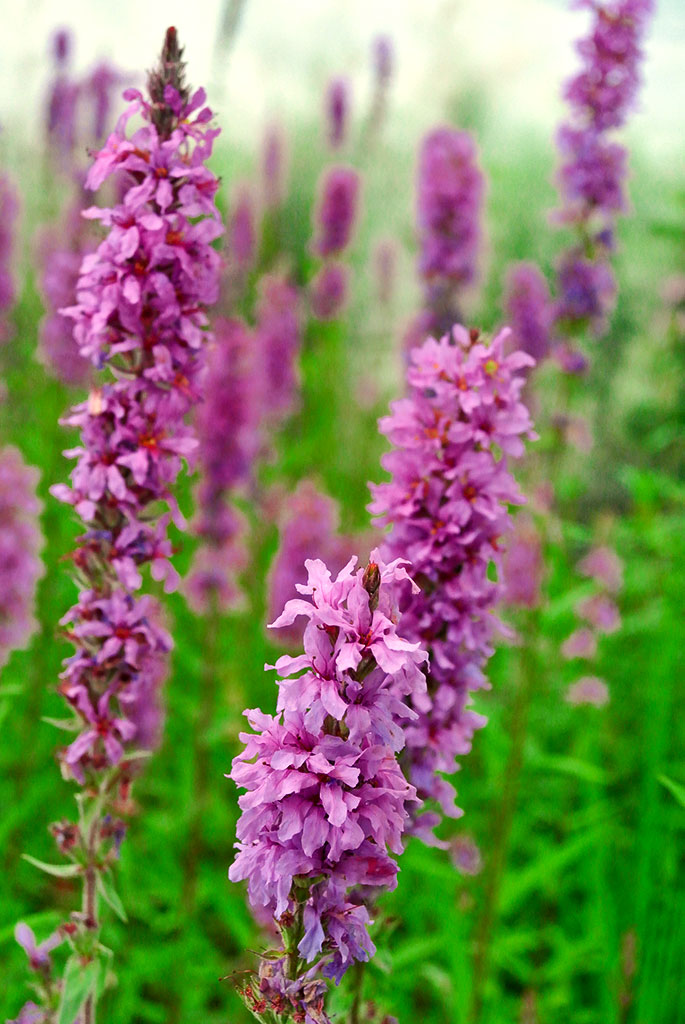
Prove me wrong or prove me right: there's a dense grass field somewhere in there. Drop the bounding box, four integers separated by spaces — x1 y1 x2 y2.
1 21 684 1024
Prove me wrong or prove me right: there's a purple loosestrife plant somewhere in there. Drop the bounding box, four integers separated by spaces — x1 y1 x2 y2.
553 0 654 346
369 325 535 840
229 554 427 1021
255 273 303 432
411 127 484 344
0 172 19 341
187 316 258 613
0 447 44 667
12 29 222 1024
325 77 349 150
36 191 95 387
312 167 361 260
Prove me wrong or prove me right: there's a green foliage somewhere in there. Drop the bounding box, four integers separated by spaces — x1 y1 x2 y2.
1 112 683 1024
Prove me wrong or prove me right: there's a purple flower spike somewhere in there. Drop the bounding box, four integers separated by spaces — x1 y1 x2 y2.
36 194 94 387
370 325 535 837
0 173 19 341
187 317 258 613
503 262 552 363
228 183 258 271
50 34 222 784
552 0 654 341
229 553 427 986
416 127 484 292
309 262 349 321
312 166 361 259
0 447 44 668
255 274 302 426
262 122 289 210
373 35 394 85
325 77 349 149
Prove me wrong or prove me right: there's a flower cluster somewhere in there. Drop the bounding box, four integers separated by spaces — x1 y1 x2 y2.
554 0 654 338
370 326 535 837
51 36 222 783
267 480 358 647
229 554 427 999
0 446 44 668
414 127 483 339
187 317 258 613
0 172 19 341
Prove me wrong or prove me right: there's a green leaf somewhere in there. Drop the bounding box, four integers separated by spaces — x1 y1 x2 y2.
97 870 128 922
657 774 685 809
58 956 98 1024
22 854 81 879
41 716 81 732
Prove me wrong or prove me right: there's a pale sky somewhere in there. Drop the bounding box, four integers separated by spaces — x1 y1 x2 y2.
1 0 683 158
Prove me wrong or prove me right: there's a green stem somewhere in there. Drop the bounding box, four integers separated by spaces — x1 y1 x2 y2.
348 960 365 1024
469 609 539 1023
181 594 221 914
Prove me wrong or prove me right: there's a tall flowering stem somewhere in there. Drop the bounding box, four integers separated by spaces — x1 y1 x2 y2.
0 172 19 342
370 326 535 841
228 553 427 1022
553 0 654 346
410 128 484 346
0 447 44 668
11 30 222 1024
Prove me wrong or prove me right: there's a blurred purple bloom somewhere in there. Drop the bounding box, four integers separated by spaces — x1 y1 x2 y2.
262 122 289 210
564 0 655 132
325 78 349 149
255 274 302 425
0 447 44 668
449 834 482 876
576 593 621 633
373 237 397 306
312 167 361 258
416 127 483 291
309 262 349 321
267 480 358 647
36 195 94 387
373 35 393 85
370 325 535 836
503 262 552 363
502 516 543 609
566 675 610 707
0 174 19 341
561 627 598 660
554 254 616 330
187 317 258 613
578 545 623 593
228 183 258 271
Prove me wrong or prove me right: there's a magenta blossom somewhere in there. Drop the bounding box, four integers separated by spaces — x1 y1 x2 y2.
370 325 535 838
229 553 427 988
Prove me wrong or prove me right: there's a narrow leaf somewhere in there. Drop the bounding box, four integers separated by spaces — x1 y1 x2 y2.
657 774 685 809
22 855 81 879
97 871 128 922
58 957 98 1024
